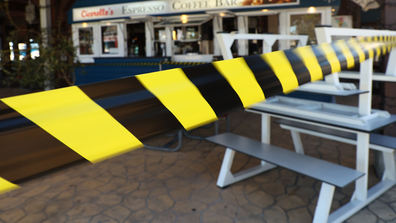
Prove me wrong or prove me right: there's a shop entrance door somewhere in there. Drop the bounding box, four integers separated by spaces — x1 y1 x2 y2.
127 23 146 57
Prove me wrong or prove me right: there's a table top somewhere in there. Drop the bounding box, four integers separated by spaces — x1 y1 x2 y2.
247 97 396 133
297 88 369 96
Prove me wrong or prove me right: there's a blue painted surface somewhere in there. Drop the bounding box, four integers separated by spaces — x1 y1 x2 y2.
94 57 167 63
283 91 333 102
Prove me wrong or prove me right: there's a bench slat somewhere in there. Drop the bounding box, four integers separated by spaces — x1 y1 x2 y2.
206 133 364 188
275 119 396 150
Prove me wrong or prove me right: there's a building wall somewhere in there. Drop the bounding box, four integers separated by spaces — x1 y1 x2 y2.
68 0 340 24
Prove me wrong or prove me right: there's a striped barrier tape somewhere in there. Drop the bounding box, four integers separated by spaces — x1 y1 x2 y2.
0 36 395 194
84 61 208 66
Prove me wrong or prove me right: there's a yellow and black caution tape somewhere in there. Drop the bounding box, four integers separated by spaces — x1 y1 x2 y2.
162 61 208 65
0 36 395 194
84 61 208 66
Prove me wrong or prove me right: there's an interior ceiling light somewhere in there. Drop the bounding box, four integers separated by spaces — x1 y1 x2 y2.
181 14 188 23
308 6 316 13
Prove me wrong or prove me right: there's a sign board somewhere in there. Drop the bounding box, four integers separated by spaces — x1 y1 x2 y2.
73 0 299 22
332 15 353 28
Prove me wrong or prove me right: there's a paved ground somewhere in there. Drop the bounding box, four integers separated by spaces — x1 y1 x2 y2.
1 88 396 222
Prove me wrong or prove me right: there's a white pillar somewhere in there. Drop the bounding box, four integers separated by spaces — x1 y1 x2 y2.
278 11 287 51
237 16 248 56
39 0 51 46
40 0 52 90
165 26 173 57
213 15 223 56
145 19 154 57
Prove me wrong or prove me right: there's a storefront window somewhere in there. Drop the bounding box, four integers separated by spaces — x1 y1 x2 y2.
222 17 238 56
154 28 166 57
200 20 213 55
248 16 269 55
155 28 167 42
30 43 39 59
127 23 146 57
173 26 200 55
79 27 94 55
101 25 118 54
290 14 321 46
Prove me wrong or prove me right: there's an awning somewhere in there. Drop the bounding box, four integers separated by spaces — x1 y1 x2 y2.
154 14 212 27
234 9 279 16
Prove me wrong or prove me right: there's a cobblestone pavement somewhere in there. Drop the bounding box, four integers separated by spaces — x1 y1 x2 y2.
1 109 396 223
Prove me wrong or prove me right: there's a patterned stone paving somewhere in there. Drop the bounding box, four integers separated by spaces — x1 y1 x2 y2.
0 109 396 223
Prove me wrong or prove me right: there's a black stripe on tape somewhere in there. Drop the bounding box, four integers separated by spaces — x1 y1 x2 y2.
311 46 332 76
243 55 283 98
182 64 243 116
283 49 311 85
330 43 348 69
344 40 361 69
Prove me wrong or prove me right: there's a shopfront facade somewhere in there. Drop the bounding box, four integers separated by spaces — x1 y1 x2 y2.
69 0 339 63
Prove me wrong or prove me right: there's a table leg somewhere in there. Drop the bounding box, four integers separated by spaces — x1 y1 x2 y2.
313 182 335 223
382 151 396 181
261 114 271 165
290 130 305 155
217 148 276 188
354 132 370 201
261 113 270 143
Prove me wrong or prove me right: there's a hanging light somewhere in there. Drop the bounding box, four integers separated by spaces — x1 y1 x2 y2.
181 14 188 24
308 7 316 13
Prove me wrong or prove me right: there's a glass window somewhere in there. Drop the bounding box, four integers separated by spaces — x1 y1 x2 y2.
186 27 199 40
9 42 14 61
30 43 39 59
247 16 270 55
200 20 213 55
154 27 167 57
155 28 167 42
222 18 238 56
127 23 146 57
101 25 118 54
290 14 321 47
18 43 27 60
78 27 94 55
173 26 200 55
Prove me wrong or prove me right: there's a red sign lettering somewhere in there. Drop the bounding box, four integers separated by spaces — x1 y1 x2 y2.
81 8 114 18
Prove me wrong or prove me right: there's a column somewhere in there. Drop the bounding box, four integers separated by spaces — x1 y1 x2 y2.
165 26 173 57
39 0 52 90
278 11 287 51
237 16 248 56
145 19 154 57
213 15 223 56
